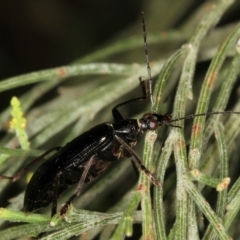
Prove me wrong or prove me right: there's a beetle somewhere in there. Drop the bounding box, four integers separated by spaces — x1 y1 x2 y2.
0 78 170 216
1 12 240 218
2 99 239 216
0 12 163 217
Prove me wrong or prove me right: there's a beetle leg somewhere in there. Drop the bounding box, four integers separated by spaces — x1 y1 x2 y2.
51 172 62 217
59 155 95 216
114 134 161 186
112 78 149 121
0 147 61 182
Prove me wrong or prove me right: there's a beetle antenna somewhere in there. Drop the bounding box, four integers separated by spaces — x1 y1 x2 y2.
141 12 155 112
167 110 240 127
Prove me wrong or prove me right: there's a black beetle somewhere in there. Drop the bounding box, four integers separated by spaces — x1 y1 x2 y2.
1 12 240 218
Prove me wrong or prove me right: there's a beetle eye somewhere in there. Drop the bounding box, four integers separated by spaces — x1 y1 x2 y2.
148 119 158 130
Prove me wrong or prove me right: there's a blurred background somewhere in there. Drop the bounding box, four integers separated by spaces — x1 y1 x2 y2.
1 0 240 239
0 0 239 104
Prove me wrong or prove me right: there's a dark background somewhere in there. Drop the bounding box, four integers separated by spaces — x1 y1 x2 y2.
0 0 142 78
1 0 239 83
1 1 239 92
0 0 206 79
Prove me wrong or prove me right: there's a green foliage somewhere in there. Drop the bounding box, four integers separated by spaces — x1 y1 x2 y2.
1 0 240 239
9 97 30 150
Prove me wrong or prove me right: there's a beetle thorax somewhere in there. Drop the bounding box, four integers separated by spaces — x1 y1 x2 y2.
113 119 140 141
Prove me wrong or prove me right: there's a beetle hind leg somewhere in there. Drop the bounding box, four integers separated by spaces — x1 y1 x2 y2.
59 155 95 216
